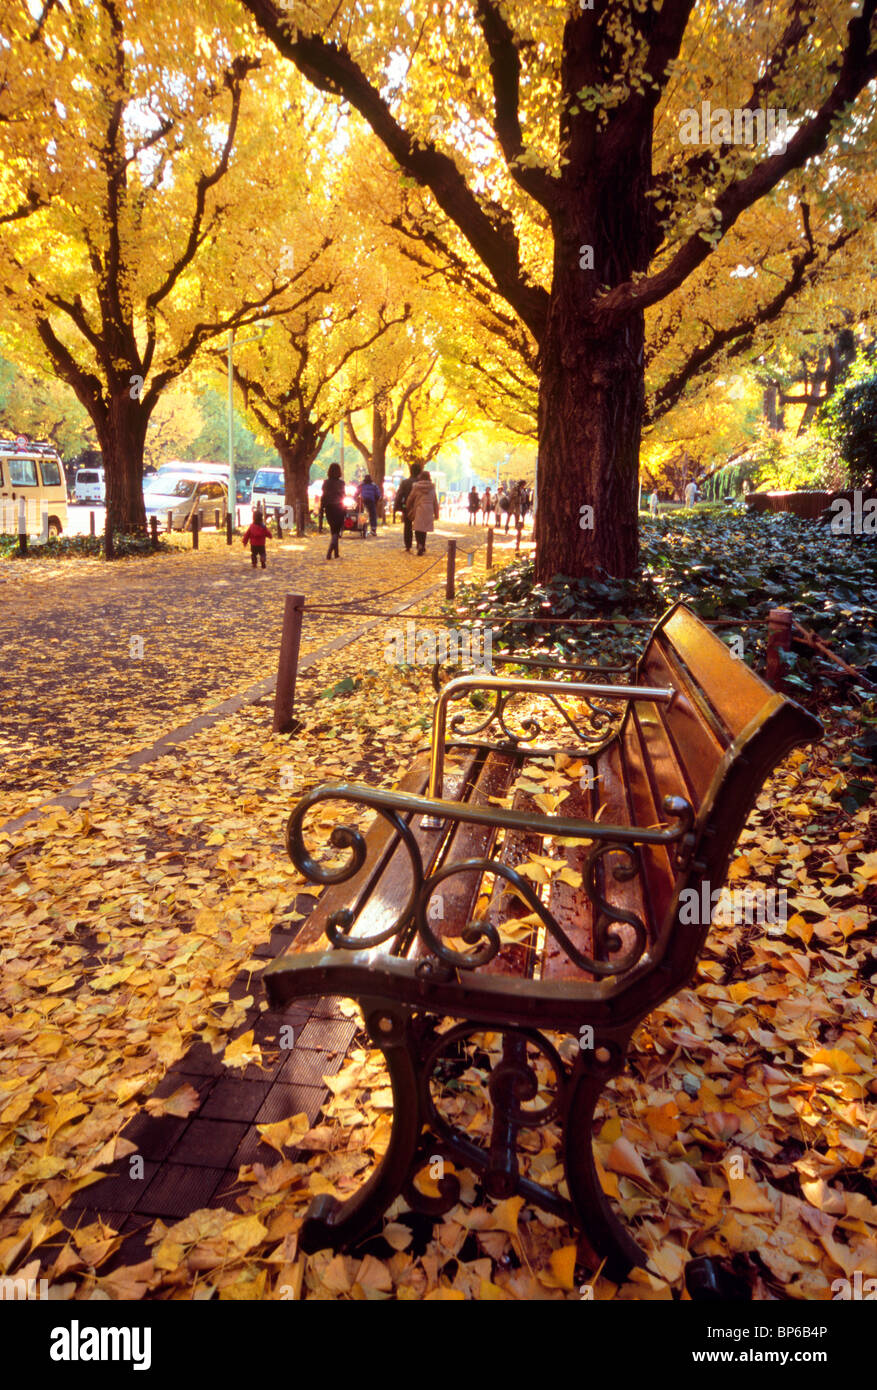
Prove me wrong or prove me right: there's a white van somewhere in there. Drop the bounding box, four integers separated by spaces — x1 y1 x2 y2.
143 463 228 530
0 439 67 537
74 466 105 503
250 466 286 521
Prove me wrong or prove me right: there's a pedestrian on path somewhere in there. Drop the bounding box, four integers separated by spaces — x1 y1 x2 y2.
649 490 659 517
468 486 480 525
358 474 381 536
322 463 346 560
481 487 492 525
241 508 270 568
406 468 439 555
394 462 422 552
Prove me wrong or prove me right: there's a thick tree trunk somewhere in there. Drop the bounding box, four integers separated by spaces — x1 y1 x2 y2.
534 92 652 582
93 391 151 536
534 314 644 581
279 438 317 536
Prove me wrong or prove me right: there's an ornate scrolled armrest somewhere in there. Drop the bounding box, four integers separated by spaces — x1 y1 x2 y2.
284 781 694 965
423 674 676 814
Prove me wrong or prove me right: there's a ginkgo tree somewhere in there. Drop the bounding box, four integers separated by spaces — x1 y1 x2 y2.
0 0 325 537
345 357 436 494
212 257 413 531
242 0 877 579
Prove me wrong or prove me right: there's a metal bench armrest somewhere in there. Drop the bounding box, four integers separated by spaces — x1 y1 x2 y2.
286 780 693 978
426 673 675 803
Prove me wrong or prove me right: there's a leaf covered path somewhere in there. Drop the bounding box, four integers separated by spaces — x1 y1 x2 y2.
1 518 875 1301
0 519 484 824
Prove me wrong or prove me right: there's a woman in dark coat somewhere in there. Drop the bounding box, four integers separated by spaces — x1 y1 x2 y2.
321 463 346 559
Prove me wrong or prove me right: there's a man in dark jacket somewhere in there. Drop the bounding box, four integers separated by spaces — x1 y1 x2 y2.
358 474 381 536
393 463 422 552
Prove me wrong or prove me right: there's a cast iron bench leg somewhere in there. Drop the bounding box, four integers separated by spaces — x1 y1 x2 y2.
563 1046 650 1282
298 999 422 1254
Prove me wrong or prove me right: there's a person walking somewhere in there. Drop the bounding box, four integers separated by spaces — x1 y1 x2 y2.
649 490 659 517
467 485 480 525
321 463 346 559
518 482 531 524
241 507 271 569
358 474 381 536
406 468 439 555
394 462 422 552
684 479 698 507
481 486 492 525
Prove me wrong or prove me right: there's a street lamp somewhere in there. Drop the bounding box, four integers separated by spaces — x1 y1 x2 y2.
227 321 268 522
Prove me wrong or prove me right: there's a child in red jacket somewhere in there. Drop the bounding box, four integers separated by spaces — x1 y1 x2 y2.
242 509 271 568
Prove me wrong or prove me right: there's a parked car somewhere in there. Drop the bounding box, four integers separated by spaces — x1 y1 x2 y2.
143 469 227 530
0 438 67 536
74 466 105 503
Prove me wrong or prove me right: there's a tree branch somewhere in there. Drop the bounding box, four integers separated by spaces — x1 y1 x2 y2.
240 1 549 342
597 0 877 323
472 0 558 213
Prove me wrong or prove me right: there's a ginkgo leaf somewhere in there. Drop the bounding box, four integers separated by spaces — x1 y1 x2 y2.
222 1031 263 1070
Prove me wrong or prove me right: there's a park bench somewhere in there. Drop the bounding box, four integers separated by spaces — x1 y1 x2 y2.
263 601 822 1278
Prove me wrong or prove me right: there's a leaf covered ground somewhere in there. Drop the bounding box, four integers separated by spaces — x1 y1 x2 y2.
0 512 875 1300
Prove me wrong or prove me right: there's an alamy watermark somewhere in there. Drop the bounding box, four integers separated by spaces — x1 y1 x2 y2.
678 882 787 927
832 1272 877 1300
829 491 877 535
384 620 493 671
679 101 789 152
0 1275 48 1299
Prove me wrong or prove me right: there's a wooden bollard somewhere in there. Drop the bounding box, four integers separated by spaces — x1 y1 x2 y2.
149 516 158 550
766 608 793 689
89 510 96 537
515 522 522 553
226 513 233 545
274 506 283 539
486 526 494 568
273 593 305 734
214 508 220 529
167 511 173 533
191 512 199 549
446 538 457 600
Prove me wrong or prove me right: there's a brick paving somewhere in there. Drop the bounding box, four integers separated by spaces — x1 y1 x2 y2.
58 907 358 1271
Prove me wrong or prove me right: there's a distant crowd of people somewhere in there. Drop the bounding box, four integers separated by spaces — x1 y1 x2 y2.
466 479 532 531
241 463 533 567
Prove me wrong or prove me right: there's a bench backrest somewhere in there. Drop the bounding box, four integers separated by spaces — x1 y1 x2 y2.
622 602 822 981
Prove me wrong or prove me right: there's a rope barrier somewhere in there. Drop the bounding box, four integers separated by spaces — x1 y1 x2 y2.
303 608 759 626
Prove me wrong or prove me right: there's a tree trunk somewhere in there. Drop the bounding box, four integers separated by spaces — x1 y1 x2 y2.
534 314 644 581
371 401 387 489
93 390 151 536
279 437 317 536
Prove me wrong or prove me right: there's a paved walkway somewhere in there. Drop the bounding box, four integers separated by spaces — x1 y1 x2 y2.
0 518 496 822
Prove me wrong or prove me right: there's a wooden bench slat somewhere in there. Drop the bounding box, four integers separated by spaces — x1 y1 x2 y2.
619 711 677 934
659 605 771 739
406 750 520 965
637 639 726 806
479 784 544 979
541 777 597 982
